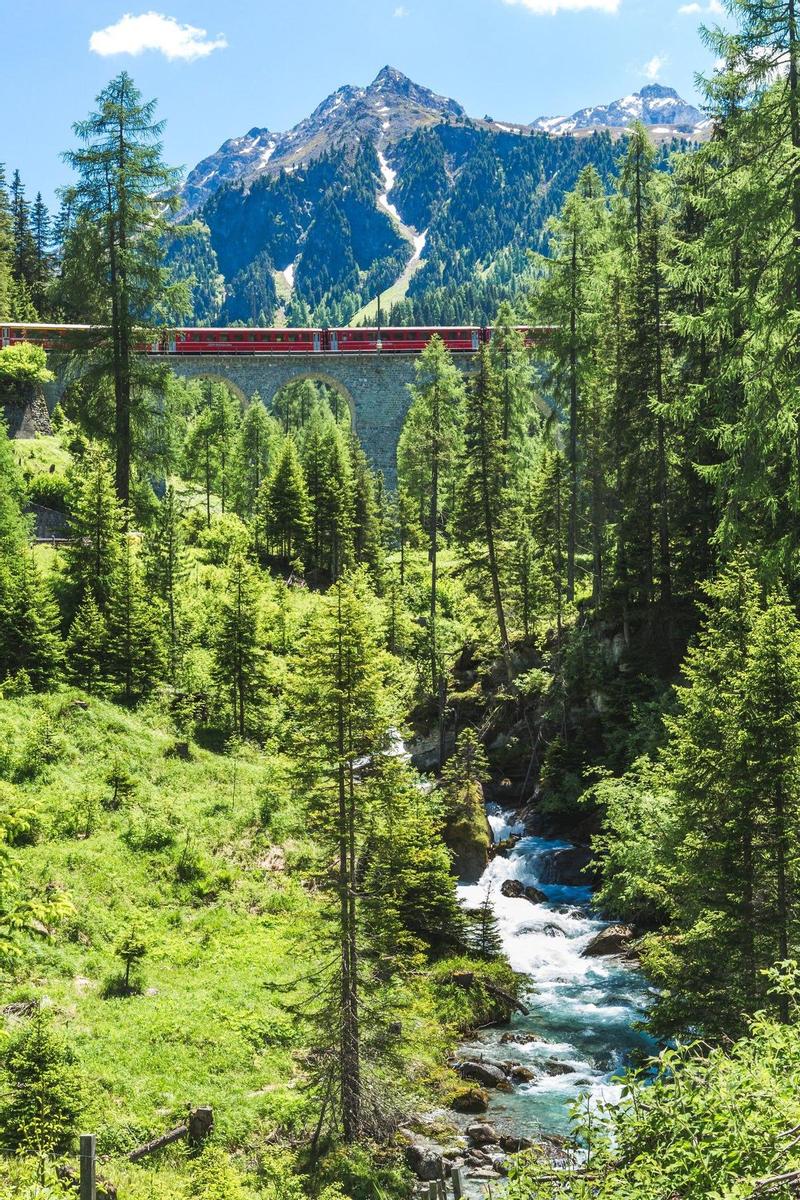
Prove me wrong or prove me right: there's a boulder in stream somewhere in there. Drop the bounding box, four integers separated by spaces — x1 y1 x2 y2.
450 1084 490 1113
538 845 595 887
542 1059 574 1076
581 924 636 959
466 1122 499 1147
458 1060 510 1089
500 879 548 904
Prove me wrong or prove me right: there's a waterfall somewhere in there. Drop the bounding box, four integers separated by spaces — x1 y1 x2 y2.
457 804 655 1135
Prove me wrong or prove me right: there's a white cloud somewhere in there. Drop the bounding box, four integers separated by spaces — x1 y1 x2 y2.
503 0 620 15
642 54 667 80
89 12 228 61
393 4 410 15
678 0 723 14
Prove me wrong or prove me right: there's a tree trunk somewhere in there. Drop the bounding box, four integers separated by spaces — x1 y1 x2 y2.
430 388 440 697
654 253 672 614
567 229 579 604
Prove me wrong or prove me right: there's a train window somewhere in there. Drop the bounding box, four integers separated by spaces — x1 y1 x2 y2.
249 332 256 341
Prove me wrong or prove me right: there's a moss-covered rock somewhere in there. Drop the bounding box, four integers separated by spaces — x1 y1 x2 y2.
442 780 492 882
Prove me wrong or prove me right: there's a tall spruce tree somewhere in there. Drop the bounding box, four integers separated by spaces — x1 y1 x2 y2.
397 336 465 695
63 72 187 503
293 571 394 1142
211 554 264 738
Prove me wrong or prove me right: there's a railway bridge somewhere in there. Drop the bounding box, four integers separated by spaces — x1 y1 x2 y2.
149 351 426 483
4 323 552 483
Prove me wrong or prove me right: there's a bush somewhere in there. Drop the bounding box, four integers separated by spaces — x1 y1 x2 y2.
0 343 54 385
198 513 251 565
26 473 70 514
123 809 177 852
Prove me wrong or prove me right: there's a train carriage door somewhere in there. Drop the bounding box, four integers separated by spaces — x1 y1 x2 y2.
169 336 176 354
331 331 339 352
313 331 321 353
471 329 479 351
1 327 8 348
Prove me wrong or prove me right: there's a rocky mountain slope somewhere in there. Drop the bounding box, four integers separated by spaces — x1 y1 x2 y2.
181 67 466 216
532 83 709 140
172 71 693 328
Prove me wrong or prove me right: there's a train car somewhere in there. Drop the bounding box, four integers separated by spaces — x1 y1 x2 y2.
328 327 483 353
170 328 323 354
1 322 95 350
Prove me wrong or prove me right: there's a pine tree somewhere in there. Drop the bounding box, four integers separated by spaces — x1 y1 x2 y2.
534 166 608 602
63 72 187 503
234 396 280 524
66 595 109 695
293 571 395 1142
106 535 165 704
65 444 124 611
348 433 382 579
735 593 800 1024
10 170 36 290
0 1007 85 1176
397 336 465 695
144 485 188 684
211 555 264 738
260 438 310 564
457 346 511 663
0 166 15 316
30 192 52 313
649 557 762 1035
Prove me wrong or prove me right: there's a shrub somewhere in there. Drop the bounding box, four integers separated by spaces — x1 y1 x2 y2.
26 473 70 514
0 343 54 385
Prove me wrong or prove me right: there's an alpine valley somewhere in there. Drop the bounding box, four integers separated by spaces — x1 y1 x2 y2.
171 67 707 329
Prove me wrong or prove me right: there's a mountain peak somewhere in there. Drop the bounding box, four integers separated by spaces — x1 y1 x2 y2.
532 83 705 138
371 65 410 88
639 83 680 100
180 67 466 214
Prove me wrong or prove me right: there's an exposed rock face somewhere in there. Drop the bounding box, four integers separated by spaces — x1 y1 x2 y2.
581 924 637 959
538 845 595 887
443 780 492 882
180 66 466 214
500 879 547 904
532 84 707 139
1 382 52 438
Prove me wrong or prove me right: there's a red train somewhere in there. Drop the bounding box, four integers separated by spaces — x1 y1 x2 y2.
1 323 550 355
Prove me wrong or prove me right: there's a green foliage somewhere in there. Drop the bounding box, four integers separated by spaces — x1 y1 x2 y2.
0 343 54 385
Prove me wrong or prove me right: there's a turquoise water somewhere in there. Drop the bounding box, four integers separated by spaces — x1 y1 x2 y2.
457 808 655 1136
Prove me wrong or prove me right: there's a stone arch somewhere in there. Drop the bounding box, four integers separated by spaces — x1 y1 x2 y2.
190 372 249 408
264 371 356 429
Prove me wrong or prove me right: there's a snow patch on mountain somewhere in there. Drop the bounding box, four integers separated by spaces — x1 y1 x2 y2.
532 84 705 136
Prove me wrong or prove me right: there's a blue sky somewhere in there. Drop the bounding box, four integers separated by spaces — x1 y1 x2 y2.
4 0 722 210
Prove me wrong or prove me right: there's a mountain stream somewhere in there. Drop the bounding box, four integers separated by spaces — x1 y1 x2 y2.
456 806 655 1137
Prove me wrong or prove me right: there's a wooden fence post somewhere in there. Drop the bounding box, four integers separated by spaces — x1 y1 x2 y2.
427 1182 438 1200
451 1166 465 1200
79 1134 96 1200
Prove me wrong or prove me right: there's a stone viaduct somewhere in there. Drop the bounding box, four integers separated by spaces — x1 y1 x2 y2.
44 348 550 485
